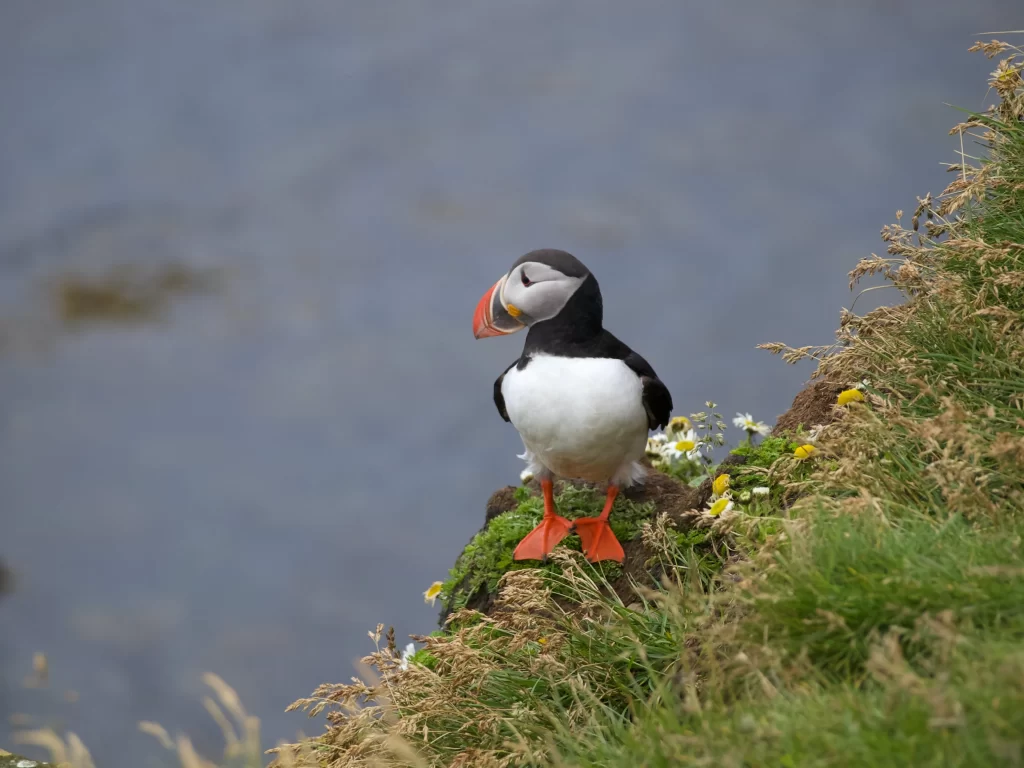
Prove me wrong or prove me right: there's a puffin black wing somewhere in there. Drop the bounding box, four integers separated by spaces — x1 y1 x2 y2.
493 359 518 422
623 351 673 430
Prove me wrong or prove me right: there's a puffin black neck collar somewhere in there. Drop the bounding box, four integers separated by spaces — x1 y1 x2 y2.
522 273 603 355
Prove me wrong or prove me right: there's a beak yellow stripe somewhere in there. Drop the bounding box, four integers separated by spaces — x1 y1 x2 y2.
506 303 522 318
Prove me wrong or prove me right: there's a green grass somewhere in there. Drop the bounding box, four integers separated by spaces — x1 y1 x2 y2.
287 43 1024 768
750 512 1024 675
558 634 1024 767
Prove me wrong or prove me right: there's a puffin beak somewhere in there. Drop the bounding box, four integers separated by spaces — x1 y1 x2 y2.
473 274 525 339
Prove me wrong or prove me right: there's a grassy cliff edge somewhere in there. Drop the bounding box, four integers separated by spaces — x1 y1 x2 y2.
279 42 1024 767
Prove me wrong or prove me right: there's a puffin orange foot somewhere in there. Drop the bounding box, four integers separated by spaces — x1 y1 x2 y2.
573 517 625 563
513 514 573 561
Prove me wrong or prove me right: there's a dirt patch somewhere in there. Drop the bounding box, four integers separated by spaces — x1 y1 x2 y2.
622 467 704 511
604 534 675 607
460 577 499 618
774 378 844 434
484 486 520 524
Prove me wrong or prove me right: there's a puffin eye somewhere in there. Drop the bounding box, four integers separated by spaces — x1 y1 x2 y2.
521 271 533 287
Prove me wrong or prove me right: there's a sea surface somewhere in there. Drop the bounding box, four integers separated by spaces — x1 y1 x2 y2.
1 1 1019 763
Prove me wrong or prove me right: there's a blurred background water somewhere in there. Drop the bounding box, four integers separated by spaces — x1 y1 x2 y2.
1 1 1019 763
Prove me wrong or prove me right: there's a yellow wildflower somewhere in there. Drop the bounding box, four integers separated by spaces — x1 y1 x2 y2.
837 388 865 406
708 497 733 517
423 581 443 606
794 444 817 460
712 473 730 497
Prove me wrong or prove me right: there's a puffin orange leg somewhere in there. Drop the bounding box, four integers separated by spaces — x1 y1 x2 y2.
573 486 625 563
513 478 573 561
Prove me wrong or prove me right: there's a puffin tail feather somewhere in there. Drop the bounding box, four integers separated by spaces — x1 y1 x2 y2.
612 460 646 489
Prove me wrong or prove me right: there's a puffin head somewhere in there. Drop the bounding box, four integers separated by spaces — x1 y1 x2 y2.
473 249 593 339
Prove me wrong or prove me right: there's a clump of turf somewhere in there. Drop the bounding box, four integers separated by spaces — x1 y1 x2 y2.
714 435 822 509
441 483 656 613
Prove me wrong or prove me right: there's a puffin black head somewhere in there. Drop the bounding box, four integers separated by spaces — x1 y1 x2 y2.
473 249 595 339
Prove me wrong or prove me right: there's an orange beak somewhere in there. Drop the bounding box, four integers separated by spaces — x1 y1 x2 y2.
473 274 525 339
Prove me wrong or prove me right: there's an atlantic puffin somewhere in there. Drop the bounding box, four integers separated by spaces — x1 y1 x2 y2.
473 249 673 563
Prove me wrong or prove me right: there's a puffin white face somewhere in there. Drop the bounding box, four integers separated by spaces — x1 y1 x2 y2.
473 259 587 338
501 261 586 325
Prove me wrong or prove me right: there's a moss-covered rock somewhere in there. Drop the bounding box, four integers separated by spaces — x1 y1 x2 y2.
439 470 711 623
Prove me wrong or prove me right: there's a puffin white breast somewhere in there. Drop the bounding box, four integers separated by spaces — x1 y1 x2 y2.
501 354 649 484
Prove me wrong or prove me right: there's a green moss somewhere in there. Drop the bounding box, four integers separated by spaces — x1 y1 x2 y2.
442 484 656 613
729 435 799 466
409 648 438 670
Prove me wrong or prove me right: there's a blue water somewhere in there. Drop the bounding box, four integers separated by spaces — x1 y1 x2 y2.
1 1 1018 763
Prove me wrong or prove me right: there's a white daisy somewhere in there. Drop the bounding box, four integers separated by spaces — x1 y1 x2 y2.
646 433 670 459
662 429 703 462
520 469 534 484
399 642 416 671
733 413 771 436
752 486 770 497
